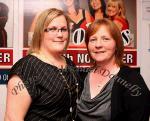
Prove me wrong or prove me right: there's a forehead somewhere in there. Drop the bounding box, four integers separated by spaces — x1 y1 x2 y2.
90 0 100 2
90 24 110 36
47 15 67 27
108 1 118 6
96 25 110 35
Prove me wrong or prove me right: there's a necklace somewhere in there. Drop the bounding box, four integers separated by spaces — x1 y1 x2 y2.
33 52 79 120
58 66 79 121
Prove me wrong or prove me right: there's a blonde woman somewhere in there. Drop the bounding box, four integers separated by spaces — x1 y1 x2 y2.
106 0 131 46
5 8 80 121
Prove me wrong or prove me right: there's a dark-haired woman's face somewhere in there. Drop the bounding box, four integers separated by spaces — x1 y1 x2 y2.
90 0 102 10
63 0 74 7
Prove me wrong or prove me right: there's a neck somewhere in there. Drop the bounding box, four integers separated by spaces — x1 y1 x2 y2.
95 10 103 19
37 48 66 68
111 15 119 20
96 57 119 70
95 61 120 76
67 7 77 15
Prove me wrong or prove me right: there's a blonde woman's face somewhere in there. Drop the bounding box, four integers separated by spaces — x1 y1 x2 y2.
107 2 120 17
90 0 102 11
41 15 69 54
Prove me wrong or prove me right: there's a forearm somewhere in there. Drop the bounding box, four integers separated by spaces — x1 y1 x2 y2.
4 113 24 121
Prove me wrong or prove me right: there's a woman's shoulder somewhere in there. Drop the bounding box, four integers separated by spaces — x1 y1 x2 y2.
117 66 149 93
114 17 128 27
118 66 142 80
9 54 44 76
12 54 39 69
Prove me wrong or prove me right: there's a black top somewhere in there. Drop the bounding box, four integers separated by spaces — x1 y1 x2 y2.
77 66 150 121
8 54 81 121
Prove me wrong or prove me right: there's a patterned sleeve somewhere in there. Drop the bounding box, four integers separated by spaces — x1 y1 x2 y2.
8 56 38 100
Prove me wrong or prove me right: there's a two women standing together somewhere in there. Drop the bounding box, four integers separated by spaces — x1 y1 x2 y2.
5 1 150 121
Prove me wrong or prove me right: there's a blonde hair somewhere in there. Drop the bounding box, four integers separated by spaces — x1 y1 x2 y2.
85 18 125 67
28 8 70 54
107 0 126 19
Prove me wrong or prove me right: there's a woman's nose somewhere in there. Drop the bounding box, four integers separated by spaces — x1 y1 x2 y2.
95 39 102 48
56 31 63 37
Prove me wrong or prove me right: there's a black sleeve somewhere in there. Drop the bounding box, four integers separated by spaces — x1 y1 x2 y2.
8 57 38 100
123 71 150 121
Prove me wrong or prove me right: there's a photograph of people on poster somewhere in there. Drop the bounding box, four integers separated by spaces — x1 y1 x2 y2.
23 0 137 66
59 0 93 48
105 0 136 48
0 0 13 48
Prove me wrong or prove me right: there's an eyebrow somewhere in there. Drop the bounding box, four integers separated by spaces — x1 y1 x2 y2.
47 26 67 28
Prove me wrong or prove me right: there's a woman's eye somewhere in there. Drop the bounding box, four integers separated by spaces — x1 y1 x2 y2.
61 28 68 32
50 28 57 32
102 37 110 41
89 39 96 42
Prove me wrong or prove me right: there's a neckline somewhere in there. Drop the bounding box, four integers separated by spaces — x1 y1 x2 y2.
29 54 68 70
86 68 120 100
69 9 85 25
86 73 116 100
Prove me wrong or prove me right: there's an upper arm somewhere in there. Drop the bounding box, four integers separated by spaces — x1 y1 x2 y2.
5 75 32 121
123 73 150 121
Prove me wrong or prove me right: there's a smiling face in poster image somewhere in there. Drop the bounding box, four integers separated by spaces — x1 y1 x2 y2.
60 0 93 47
106 0 127 30
60 0 92 30
106 0 132 47
88 0 107 20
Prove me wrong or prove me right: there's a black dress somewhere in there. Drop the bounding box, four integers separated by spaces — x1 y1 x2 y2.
8 54 81 121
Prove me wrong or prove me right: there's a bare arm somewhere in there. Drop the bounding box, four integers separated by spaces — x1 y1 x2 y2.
4 75 32 121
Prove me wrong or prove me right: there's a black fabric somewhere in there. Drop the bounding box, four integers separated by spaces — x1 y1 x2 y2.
8 54 81 121
111 66 150 121
77 66 150 121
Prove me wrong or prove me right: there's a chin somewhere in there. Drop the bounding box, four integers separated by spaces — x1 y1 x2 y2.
92 56 106 62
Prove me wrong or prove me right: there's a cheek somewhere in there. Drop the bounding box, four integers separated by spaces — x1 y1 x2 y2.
114 8 118 13
87 44 93 52
107 43 116 54
64 33 69 39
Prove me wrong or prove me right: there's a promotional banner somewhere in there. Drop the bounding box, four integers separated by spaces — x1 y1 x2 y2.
23 0 137 67
0 0 140 120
